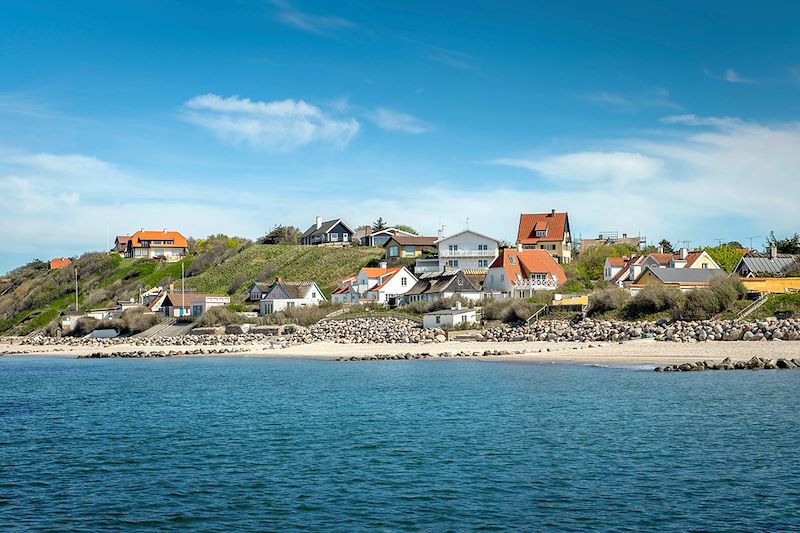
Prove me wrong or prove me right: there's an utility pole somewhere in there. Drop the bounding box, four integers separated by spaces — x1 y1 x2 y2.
74 267 79 312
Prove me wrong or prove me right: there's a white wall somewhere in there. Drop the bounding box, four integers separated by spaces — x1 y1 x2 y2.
437 231 499 270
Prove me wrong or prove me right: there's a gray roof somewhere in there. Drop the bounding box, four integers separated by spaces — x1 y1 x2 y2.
737 255 799 276
405 271 480 296
301 219 353 239
638 267 726 284
266 281 320 300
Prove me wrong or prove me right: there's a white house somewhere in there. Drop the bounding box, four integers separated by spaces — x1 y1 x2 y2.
161 293 230 317
259 280 326 314
332 262 417 306
483 247 566 299
436 229 500 271
423 303 477 329
603 257 628 281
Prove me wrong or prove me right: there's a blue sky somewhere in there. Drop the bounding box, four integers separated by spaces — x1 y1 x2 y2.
2 0 799 273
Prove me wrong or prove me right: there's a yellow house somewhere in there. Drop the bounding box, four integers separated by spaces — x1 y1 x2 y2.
516 209 572 263
742 278 800 294
384 235 438 261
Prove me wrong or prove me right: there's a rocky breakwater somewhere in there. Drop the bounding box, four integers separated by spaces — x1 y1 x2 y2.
338 348 525 361
655 356 800 372
306 317 445 344
477 317 800 344
77 347 248 359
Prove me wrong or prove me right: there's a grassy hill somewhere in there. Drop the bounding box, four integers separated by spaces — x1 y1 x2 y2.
0 244 383 336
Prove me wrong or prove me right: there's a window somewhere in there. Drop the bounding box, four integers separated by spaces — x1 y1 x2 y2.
342 233 349 242
500 274 505 282
702 263 708 269
509 255 516 264
389 246 399 257
447 260 459 267
532 273 546 282
540 244 556 251
405 246 415 254
478 260 488 267
449 244 458 251
478 244 488 251
435 316 441 324
312 292 317 299
535 230 546 238
330 233 339 241
401 277 407 286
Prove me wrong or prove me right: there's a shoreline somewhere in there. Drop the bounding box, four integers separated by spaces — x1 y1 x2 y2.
3 338 800 366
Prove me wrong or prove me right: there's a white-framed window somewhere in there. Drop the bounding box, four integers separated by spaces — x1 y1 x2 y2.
330 233 339 241
478 244 488 251
500 274 505 282
401 277 407 286
435 315 441 324
535 230 546 237
478 260 488 267
312 292 317 299
701 263 708 269
447 260 459 267
449 244 458 251
532 273 546 282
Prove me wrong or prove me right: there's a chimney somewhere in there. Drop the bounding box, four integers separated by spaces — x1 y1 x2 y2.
276 276 283 283
516 243 523 252
315 216 323 230
437 227 443 240
169 283 174 292
379 261 388 269
550 208 556 216
680 248 688 260
622 233 627 238
769 243 778 260
454 301 462 311
365 226 371 236
657 245 664 254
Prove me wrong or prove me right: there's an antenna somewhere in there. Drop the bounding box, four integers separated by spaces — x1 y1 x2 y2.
745 236 761 250
465 217 470 230
714 238 726 246
677 240 691 250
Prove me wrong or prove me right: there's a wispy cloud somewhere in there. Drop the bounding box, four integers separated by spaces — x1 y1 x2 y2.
703 67 756 84
270 0 354 35
584 88 681 111
493 152 662 185
427 47 475 71
183 93 360 151
367 107 431 134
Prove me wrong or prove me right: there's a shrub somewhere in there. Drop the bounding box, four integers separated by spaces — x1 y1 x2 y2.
228 273 247 294
588 287 630 316
560 279 587 294
681 289 722 320
482 298 543 324
258 303 342 326
623 285 683 319
402 296 474 315
70 317 99 337
194 306 244 327
119 308 161 333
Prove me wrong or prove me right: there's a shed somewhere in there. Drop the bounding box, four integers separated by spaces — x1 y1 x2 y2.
423 304 477 329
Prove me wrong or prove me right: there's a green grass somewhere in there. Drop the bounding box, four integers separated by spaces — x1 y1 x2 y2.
187 244 384 301
749 293 800 320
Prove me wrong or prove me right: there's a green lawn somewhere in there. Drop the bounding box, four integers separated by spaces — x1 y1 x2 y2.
750 293 800 320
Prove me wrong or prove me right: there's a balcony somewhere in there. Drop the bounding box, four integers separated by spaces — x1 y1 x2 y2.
512 279 559 291
440 249 496 258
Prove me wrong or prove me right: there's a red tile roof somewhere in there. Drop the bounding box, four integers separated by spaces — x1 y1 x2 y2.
49 257 72 270
516 211 570 245
606 257 627 267
490 249 566 285
362 266 402 278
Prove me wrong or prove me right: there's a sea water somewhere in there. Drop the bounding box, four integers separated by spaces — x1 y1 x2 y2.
1 356 798 531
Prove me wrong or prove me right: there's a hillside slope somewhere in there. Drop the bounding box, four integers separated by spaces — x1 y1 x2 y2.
0 244 383 336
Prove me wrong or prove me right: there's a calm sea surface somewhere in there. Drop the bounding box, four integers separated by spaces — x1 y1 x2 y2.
1 356 799 532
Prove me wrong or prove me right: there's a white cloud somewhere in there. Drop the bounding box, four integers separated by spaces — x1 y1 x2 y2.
724 68 754 84
493 152 662 185
367 107 431 134
270 0 354 34
584 88 681 111
426 47 475 71
183 93 360 151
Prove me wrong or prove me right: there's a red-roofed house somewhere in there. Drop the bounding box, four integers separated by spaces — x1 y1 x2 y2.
113 235 130 256
50 257 72 270
603 256 628 281
331 262 417 306
483 247 567 299
125 230 189 261
516 210 572 263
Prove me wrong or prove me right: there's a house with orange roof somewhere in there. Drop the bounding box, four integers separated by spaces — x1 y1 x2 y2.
603 256 629 281
516 209 572 263
49 257 72 270
124 230 188 261
332 261 417 306
483 247 567 299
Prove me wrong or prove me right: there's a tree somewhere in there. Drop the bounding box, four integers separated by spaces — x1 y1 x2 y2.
658 239 674 253
259 225 302 245
372 217 388 231
394 224 418 235
725 241 743 249
703 245 745 273
767 231 800 254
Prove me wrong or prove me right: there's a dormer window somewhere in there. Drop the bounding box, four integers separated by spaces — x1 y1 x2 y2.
535 230 546 238
509 255 516 264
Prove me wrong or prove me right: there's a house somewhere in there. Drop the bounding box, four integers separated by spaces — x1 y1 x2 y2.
60 311 86 333
630 267 727 293
423 303 477 329
161 293 230 317
125 230 188 260
331 275 359 304
385 235 438 262
332 262 417 306
113 235 130 255
258 279 327 314
403 270 483 305
245 282 271 302
603 256 628 281
50 257 72 270
436 229 500 271
483 247 567 299
609 249 722 287
733 245 799 278
361 227 418 247
300 216 355 245
580 232 644 252
516 210 573 263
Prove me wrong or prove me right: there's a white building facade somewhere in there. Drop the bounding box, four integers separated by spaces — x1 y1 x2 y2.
436 230 500 271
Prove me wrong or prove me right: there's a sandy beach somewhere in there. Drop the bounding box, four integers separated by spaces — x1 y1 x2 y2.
2 338 799 366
